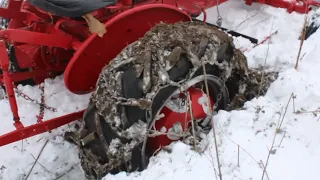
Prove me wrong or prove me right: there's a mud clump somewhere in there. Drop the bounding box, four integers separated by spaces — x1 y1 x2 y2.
65 21 278 179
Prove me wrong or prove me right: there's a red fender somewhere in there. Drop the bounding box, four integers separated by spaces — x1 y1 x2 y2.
64 4 191 94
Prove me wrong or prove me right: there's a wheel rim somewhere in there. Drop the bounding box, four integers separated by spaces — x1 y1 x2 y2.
147 74 228 153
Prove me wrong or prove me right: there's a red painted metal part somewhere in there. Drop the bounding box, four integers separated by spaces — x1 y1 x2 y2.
147 88 214 152
138 0 228 15
0 70 48 84
0 0 211 147
0 29 73 48
64 4 191 94
0 110 85 146
0 40 82 147
246 0 320 13
0 0 319 147
0 41 20 123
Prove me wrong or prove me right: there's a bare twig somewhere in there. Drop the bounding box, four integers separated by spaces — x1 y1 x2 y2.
245 30 278 53
261 126 278 180
292 94 296 113
25 139 49 180
259 160 270 180
277 131 287 147
155 172 165 180
251 17 269 27
295 14 308 69
206 144 219 180
257 21 274 96
148 129 189 138
299 52 306 62
54 163 79 180
295 108 320 115
279 93 293 130
141 108 190 168
30 154 53 174
219 125 270 179
21 140 24 154
187 92 198 151
237 145 240 167
202 62 223 180
184 102 189 140
231 10 264 31
261 94 291 180
219 126 266 170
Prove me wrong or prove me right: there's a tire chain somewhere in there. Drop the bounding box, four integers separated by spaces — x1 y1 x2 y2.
67 22 245 179
0 22 55 113
36 84 45 121
102 73 223 174
73 70 229 180
15 86 57 112
61 62 228 179
104 70 227 134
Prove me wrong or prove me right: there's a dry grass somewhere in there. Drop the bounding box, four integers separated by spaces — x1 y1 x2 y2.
261 93 293 180
295 14 308 70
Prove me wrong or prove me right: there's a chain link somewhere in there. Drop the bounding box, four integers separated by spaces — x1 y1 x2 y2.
37 84 45 121
212 74 226 112
0 38 57 113
106 73 226 177
215 0 223 27
73 22 234 178
15 87 57 112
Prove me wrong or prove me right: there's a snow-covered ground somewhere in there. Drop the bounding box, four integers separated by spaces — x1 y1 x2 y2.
1 1 320 179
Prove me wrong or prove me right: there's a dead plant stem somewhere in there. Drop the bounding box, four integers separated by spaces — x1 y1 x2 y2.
54 163 79 180
278 131 286 147
295 14 308 70
187 92 198 151
279 93 293 129
261 122 278 180
202 62 223 180
261 94 292 180
30 154 53 174
219 125 269 178
25 139 49 180
258 20 274 96
237 145 240 167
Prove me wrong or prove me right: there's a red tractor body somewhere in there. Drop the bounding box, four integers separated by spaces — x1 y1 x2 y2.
0 0 318 148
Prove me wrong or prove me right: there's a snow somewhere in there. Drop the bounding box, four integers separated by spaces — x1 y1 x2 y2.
1 0 320 179
198 93 210 115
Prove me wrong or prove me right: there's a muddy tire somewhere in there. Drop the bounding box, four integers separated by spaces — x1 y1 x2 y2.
67 21 274 179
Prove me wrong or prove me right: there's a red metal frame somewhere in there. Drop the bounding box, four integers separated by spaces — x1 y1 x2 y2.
246 0 320 13
0 0 318 147
64 4 191 94
0 0 222 147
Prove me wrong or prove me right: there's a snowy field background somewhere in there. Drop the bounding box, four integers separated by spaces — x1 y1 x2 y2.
1 0 320 179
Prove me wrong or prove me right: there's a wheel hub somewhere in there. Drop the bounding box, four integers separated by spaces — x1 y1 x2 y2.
147 85 215 152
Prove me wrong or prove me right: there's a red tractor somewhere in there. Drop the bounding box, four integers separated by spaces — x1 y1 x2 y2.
0 0 318 178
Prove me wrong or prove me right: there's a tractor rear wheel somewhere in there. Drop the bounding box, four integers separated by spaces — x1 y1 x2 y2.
65 21 275 179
